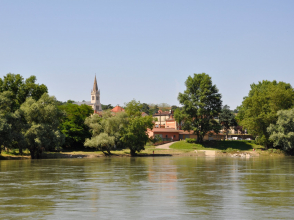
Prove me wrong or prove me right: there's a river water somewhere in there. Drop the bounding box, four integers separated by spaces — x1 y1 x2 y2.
1 156 294 219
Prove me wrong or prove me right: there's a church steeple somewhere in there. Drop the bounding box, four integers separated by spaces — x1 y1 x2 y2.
91 74 101 112
93 75 98 92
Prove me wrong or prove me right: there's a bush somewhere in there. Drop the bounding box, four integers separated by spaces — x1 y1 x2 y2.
186 138 197 143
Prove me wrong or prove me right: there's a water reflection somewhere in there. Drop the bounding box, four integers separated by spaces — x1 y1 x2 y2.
1 157 294 219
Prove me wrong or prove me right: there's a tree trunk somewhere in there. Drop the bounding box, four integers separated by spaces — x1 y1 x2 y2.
130 149 136 157
30 149 35 159
30 148 43 159
19 145 23 155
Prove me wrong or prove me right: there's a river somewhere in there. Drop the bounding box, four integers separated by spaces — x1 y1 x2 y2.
1 156 294 219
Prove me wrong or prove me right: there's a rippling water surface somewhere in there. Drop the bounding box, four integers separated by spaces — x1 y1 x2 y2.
1 156 294 219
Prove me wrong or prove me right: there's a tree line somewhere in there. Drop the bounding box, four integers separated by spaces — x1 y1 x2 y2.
0 73 154 158
1 72 294 158
174 73 294 153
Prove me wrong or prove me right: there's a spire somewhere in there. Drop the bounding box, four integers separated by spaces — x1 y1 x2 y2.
93 75 98 92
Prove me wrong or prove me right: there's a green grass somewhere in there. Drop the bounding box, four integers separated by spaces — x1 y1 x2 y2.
170 140 265 152
1 149 31 156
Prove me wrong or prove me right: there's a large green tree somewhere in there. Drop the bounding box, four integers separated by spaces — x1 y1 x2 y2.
219 105 237 139
0 91 26 154
121 100 154 156
0 73 48 112
19 93 65 159
84 111 127 154
58 103 93 148
237 80 294 147
177 73 222 143
268 108 294 152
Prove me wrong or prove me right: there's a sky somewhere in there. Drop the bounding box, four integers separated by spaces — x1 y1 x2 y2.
0 0 293 109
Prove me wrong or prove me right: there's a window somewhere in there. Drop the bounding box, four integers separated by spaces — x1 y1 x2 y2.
96 96 99 100
92 96 94 100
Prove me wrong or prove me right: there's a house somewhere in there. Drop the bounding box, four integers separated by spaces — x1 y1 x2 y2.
147 128 194 141
153 110 177 129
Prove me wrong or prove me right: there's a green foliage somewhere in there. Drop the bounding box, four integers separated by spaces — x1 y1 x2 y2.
0 73 48 112
149 104 159 115
219 105 237 138
268 108 294 152
171 105 179 111
149 134 162 144
120 115 154 156
58 103 93 148
237 80 294 147
101 104 114 110
84 111 127 154
141 103 150 115
121 100 154 156
177 73 222 143
125 99 143 117
19 93 65 159
186 138 197 143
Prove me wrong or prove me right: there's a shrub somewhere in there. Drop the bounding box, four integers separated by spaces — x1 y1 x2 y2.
186 138 197 143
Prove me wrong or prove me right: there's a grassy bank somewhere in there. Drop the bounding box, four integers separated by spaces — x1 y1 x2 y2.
169 140 285 156
170 140 264 151
0 140 285 160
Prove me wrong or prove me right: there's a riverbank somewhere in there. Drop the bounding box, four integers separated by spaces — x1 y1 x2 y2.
0 140 286 160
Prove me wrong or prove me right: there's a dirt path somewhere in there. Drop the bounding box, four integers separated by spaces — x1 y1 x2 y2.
196 150 216 156
155 142 177 149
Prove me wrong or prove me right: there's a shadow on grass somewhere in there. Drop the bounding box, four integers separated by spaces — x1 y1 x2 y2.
202 140 264 151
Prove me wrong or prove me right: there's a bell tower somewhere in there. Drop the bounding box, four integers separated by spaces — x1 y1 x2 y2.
91 75 102 112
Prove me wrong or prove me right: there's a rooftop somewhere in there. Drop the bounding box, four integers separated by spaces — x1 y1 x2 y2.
111 105 125 112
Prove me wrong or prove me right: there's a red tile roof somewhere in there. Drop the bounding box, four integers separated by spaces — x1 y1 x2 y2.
111 105 125 112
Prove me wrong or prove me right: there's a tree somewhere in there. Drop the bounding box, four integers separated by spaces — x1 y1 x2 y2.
121 100 154 156
0 91 25 154
237 80 294 147
268 108 294 152
177 73 222 143
121 115 154 156
174 108 185 130
124 99 143 117
19 93 65 159
0 73 48 112
171 105 179 111
149 104 159 115
141 103 150 115
84 111 127 154
101 104 114 110
158 103 171 111
219 105 237 139
58 103 93 148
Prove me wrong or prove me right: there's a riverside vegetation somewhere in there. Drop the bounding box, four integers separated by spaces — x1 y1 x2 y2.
1 73 294 159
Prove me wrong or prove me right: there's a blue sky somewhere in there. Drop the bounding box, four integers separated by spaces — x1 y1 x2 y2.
1 0 293 109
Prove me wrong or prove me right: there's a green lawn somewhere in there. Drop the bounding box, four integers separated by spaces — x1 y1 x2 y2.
170 140 265 152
